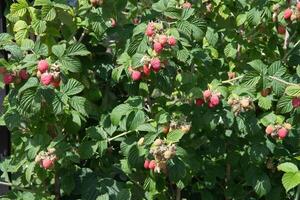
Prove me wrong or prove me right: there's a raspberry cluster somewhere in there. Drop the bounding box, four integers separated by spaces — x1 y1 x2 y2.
0 67 29 85
228 96 255 115
265 123 292 140
37 60 61 87
35 148 58 170
196 89 221 108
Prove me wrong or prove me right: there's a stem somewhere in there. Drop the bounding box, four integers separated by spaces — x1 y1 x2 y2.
175 187 181 200
108 131 133 142
295 185 300 200
221 76 244 84
0 181 34 192
268 76 299 86
54 174 60 200
283 28 290 50
78 30 87 43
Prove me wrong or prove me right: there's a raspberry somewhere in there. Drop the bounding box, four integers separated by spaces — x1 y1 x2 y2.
42 159 54 169
164 150 172 159
133 18 140 25
283 8 293 20
292 97 300 108
38 60 49 73
145 23 155 37
148 160 156 170
168 36 177 46
265 125 274 135
0 67 6 74
240 99 250 108
40 73 53 85
19 69 29 80
3 73 14 84
227 72 236 79
162 125 170 134
154 139 163 146
278 127 288 139
143 64 151 76
150 58 161 72
298 2 300 11
51 80 60 88
182 2 192 9
195 98 204 106
131 70 142 81
210 95 220 106
110 18 117 27
144 160 150 169
203 89 212 100
277 26 286 35
153 42 163 53
159 35 168 46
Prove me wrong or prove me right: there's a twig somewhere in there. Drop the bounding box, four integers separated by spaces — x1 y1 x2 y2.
268 76 299 86
176 187 181 200
108 131 133 142
0 181 34 192
221 76 244 84
78 30 88 43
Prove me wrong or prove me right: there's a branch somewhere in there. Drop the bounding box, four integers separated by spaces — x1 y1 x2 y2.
0 181 34 192
176 187 181 200
222 76 244 84
78 30 88 43
268 76 299 86
108 131 133 142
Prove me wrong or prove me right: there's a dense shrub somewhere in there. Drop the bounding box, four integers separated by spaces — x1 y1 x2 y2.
0 0 300 199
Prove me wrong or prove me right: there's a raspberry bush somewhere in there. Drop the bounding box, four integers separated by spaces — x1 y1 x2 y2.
0 0 300 199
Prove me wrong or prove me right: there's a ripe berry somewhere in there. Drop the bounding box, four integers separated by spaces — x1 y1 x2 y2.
278 127 288 139
203 89 212 100
168 36 177 46
162 125 170 134
3 74 13 84
38 60 49 73
297 2 300 11
143 65 151 76
131 70 142 81
182 2 192 9
110 18 117 27
153 42 163 53
0 67 6 74
144 160 150 169
51 80 60 88
150 58 161 72
40 73 53 85
292 97 300 108
148 160 156 170
159 35 168 46
195 98 205 106
265 125 274 135
42 159 54 169
146 24 155 37
283 8 293 20
210 95 220 107
19 69 29 80
277 26 286 35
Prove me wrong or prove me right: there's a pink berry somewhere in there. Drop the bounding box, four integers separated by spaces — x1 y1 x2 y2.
148 160 156 170
111 18 117 27
144 160 150 169
143 64 151 76
40 73 53 85
19 69 29 80
146 23 155 37
150 58 161 72
0 67 6 74
265 125 274 135
51 80 60 88
208 102 215 108
3 73 13 84
297 2 300 11
131 70 142 81
277 26 286 35
292 97 300 108
203 89 212 100
159 35 168 46
195 98 204 106
153 42 163 53
38 60 49 73
168 36 177 46
283 8 293 20
182 2 192 9
210 95 220 106
278 127 288 139
42 159 54 169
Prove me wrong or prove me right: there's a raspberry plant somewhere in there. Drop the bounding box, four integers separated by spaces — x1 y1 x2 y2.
0 0 300 199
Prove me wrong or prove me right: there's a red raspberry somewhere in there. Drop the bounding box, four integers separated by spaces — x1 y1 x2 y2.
153 42 163 53
277 26 286 35
148 160 156 170
265 125 274 135
3 73 14 84
52 80 60 88
145 23 155 37
0 67 6 74
182 2 192 9
131 70 142 81
297 2 300 11
110 18 117 27
168 36 177 46
133 18 140 25
210 95 220 107
283 8 293 20
144 160 150 169
278 127 288 139
19 69 29 80
42 159 54 169
292 97 300 108
40 73 53 85
150 58 161 72
38 60 49 73
203 89 212 100
143 64 151 76
159 35 168 46
195 98 204 106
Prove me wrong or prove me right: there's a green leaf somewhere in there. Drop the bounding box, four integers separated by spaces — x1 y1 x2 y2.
69 96 89 117
52 44 66 58
10 0 28 17
31 20 47 35
13 20 28 32
152 0 167 12
278 162 298 173
285 85 300 97
167 130 184 143
25 162 35 183
254 174 271 197
78 141 97 159
247 60 267 74
205 27 218 47
34 0 51 6
258 96 272 110
277 95 293 114
60 56 81 72
66 43 90 56
112 66 124 82
62 79 84 96
136 124 156 132
129 111 145 130
18 77 39 94
282 172 300 192
42 5 56 21
110 104 132 125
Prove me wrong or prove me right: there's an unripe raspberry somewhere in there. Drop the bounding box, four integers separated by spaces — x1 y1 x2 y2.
148 160 156 170
278 127 288 139
272 13 278 22
283 8 293 20
181 124 191 133
143 64 151 76
227 72 236 79
110 18 117 28
35 155 42 164
283 123 292 130
195 98 204 106
150 58 161 72
42 158 54 169
272 4 280 12
182 2 192 9
131 70 142 81
144 160 150 169
228 98 234 105
3 73 13 84
48 148 56 154
159 35 168 46
277 26 286 35
265 125 274 135
240 98 250 108
38 60 49 73
0 67 6 74
206 3 212 12
19 69 29 80
90 0 103 6
153 42 163 53
203 89 212 100
168 36 177 46
37 70 42 78
52 71 60 82
162 125 170 134
138 137 144 146
210 95 220 106
40 72 53 85
164 150 172 159
154 139 163 146
292 97 300 108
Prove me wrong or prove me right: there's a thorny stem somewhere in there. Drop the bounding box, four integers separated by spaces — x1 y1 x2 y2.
108 131 133 142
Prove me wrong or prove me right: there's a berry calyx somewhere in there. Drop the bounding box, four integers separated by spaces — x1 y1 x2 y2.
150 58 161 72
168 36 177 46
3 73 14 84
131 70 142 81
38 60 49 73
144 160 150 169
292 97 300 108
148 160 156 170
195 98 205 106
265 125 274 135
153 42 163 53
42 159 54 169
40 73 53 86
283 8 293 20
278 127 288 139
